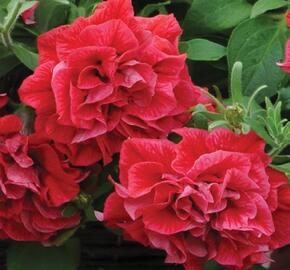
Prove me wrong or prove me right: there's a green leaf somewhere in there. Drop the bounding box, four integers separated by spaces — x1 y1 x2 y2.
68 4 86 23
279 86 290 110
0 44 19 77
0 0 10 8
191 113 209 130
77 0 101 15
273 154 290 164
7 240 80 270
139 1 171 17
204 260 219 270
62 204 78 217
209 120 231 130
183 0 251 37
180 39 226 61
251 0 288 18
230 61 244 104
92 178 113 199
35 0 70 33
228 16 289 102
53 227 80 247
11 43 38 70
245 117 276 146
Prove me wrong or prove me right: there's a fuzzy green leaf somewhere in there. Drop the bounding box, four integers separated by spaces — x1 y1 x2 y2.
230 61 244 103
228 16 289 102
180 39 226 61
0 44 19 77
12 43 38 70
139 1 170 17
183 0 251 37
35 0 70 33
251 0 288 18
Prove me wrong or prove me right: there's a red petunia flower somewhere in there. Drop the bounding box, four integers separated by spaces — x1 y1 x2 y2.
19 0 210 166
100 128 290 270
0 114 85 242
277 11 290 73
21 2 39 25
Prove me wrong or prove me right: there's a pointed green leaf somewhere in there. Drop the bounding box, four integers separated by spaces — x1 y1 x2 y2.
139 1 171 17
230 61 243 103
245 117 276 146
0 44 19 76
209 120 231 130
251 0 288 18
183 0 251 37
228 16 289 102
180 39 226 61
35 0 70 33
12 43 38 70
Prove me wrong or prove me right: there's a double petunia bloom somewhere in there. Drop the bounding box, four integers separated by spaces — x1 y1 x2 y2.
19 0 209 166
100 128 290 270
0 115 84 242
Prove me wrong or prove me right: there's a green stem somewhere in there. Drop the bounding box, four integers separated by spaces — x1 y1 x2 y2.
246 85 267 115
0 33 7 47
4 0 23 31
269 143 287 159
0 0 24 47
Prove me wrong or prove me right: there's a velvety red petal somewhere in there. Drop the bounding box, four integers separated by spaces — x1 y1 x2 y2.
31 144 80 206
119 138 176 186
103 192 130 227
89 0 134 25
6 164 39 193
51 63 73 125
213 193 257 231
127 162 165 198
79 19 138 54
126 82 177 121
207 129 269 164
54 140 102 166
172 128 208 174
143 206 194 235
38 25 69 64
0 115 22 135
0 94 8 109
21 2 38 25
45 114 75 144
270 209 290 249
188 150 252 180
19 62 56 114
31 212 80 233
136 14 182 45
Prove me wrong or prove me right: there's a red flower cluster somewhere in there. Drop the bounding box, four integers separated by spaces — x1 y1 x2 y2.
19 0 209 166
0 115 84 242
278 11 290 73
100 128 290 270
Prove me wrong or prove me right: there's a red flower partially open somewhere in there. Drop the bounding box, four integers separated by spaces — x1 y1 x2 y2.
101 128 290 270
19 0 210 166
21 2 39 25
0 115 84 242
